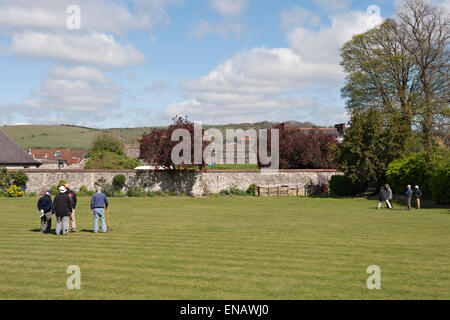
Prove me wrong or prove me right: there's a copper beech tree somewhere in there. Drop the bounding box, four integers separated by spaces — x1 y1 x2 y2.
139 116 209 170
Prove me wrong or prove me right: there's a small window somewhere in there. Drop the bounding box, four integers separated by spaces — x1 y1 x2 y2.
54 151 61 158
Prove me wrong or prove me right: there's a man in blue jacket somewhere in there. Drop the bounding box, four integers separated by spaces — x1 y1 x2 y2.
406 185 413 211
91 186 109 233
37 190 53 233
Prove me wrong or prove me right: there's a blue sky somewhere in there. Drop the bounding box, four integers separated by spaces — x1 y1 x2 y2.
0 0 418 128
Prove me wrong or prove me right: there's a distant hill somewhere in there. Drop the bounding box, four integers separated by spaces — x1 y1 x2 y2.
2 121 329 150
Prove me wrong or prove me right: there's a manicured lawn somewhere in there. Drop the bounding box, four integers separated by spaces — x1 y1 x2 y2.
0 196 448 300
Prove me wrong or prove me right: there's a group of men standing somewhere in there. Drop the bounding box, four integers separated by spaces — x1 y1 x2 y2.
37 184 109 235
377 184 423 211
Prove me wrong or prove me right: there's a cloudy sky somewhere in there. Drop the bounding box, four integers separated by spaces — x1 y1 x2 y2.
0 0 439 128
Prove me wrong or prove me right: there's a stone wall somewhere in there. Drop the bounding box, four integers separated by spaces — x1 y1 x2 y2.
13 169 342 197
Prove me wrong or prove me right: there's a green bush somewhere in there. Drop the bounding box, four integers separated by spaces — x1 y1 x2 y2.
58 179 68 187
219 189 230 196
247 184 257 196
127 187 147 197
230 188 247 196
329 175 357 196
50 185 59 195
85 151 140 170
429 166 450 205
0 167 13 191
386 149 450 202
113 174 126 191
90 133 125 155
12 171 28 188
386 153 429 194
78 185 94 197
101 184 115 197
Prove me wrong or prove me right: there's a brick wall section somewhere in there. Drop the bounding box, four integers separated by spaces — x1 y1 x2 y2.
12 169 342 197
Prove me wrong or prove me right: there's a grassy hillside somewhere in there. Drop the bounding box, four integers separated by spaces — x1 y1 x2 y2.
1 121 327 150
1 125 153 150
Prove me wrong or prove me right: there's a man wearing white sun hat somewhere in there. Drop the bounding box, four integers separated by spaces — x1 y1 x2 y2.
52 185 73 235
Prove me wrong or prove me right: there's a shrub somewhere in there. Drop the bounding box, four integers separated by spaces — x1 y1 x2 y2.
127 187 147 197
101 184 115 197
219 190 230 196
58 179 68 187
50 185 59 195
85 151 140 170
12 171 28 188
230 188 247 196
247 184 257 196
386 153 429 194
28 193 36 197
78 185 94 197
329 175 357 196
112 174 126 191
0 167 13 191
90 133 124 155
429 166 450 205
7 184 25 197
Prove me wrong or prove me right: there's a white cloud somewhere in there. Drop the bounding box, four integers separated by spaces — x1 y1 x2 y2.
12 32 147 68
0 0 181 34
188 20 244 39
48 66 110 84
312 0 354 11
164 8 384 125
145 81 169 93
4 65 122 126
210 0 250 17
280 7 320 30
285 10 383 64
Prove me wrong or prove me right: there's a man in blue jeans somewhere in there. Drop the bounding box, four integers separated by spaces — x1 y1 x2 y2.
91 186 109 233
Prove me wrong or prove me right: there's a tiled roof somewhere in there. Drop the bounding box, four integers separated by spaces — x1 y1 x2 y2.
0 129 41 165
30 149 87 166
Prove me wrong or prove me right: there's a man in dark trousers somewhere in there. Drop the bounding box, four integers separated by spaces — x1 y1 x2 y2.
65 183 77 232
406 185 413 210
377 186 392 210
37 190 53 233
52 186 73 236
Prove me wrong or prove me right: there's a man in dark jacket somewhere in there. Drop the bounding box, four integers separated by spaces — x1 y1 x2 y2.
37 190 53 233
415 185 422 209
377 186 392 210
52 186 73 235
65 183 77 232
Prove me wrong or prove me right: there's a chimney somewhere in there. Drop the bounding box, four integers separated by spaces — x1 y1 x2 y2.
335 123 346 135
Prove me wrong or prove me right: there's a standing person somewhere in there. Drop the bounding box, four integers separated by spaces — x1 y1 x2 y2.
91 186 109 234
52 186 73 236
385 184 394 209
65 184 77 233
406 185 413 211
377 186 392 210
415 185 422 209
37 190 53 233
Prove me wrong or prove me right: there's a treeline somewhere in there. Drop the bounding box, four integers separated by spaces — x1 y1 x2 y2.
333 0 449 203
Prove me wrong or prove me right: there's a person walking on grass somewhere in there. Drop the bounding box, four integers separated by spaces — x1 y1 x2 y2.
415 185 422 209
406 185 413 211
37 190 53 233
385 184 393 209
65 183 77 233
52 186 73 236
378 186 392 210
91 186 109 234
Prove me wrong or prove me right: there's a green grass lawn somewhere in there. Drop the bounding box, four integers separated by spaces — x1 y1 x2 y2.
0 197 448 300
